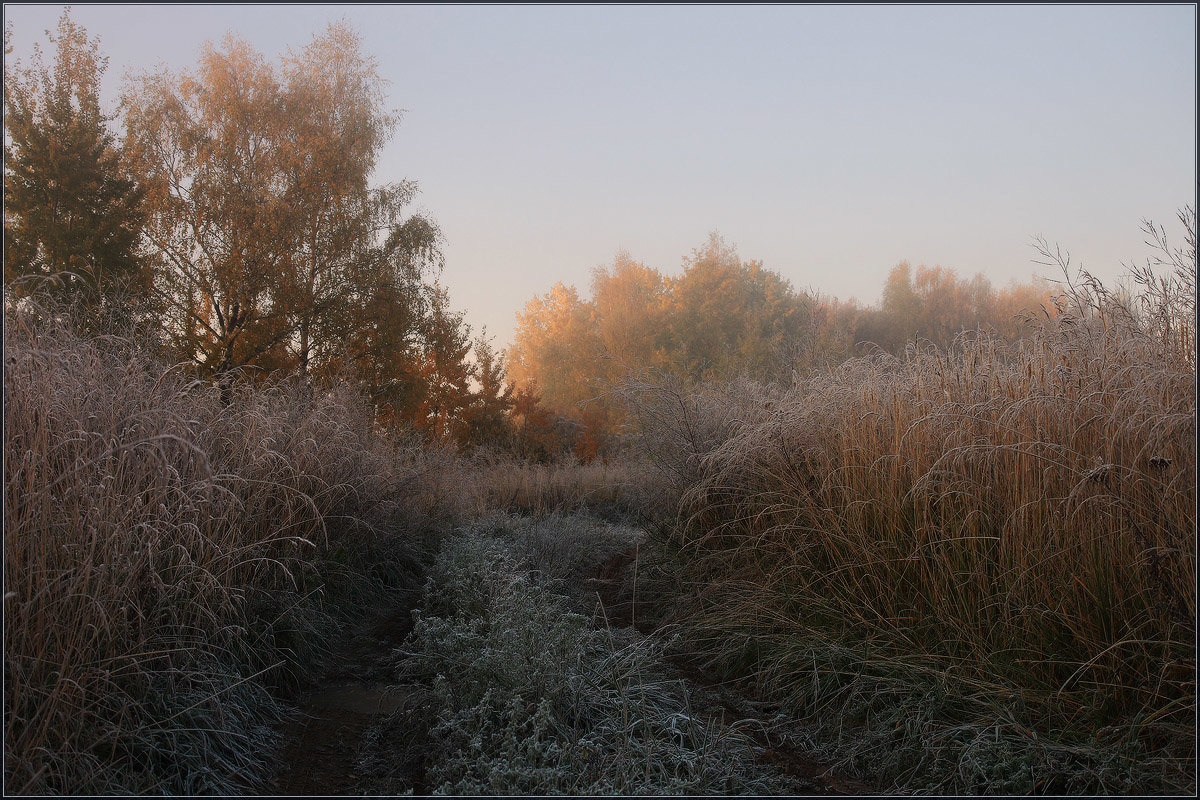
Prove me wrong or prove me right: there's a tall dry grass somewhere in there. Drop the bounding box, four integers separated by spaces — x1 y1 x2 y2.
3 311 424 794
621 219 1196 792
368 433 658 526
465 453 658 522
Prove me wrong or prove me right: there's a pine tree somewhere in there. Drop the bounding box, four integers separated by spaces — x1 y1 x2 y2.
415 284 474 443
464 329 515 449
509 383 566 462
3 10 146 325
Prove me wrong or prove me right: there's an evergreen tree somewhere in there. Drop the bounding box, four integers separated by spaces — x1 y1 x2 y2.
415 284 474 443
464 329 515 448
3 10 146 325
509 383 566 462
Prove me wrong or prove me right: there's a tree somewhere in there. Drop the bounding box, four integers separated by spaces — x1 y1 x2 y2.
590 251 670 381
507 236 817 445
3 9 147 326
412 283 474 442
123 34 295 380
665 232 812 381
275 25 415 379
122 23 440 386
331 215 442 425
509 383 573 462
992 277 1055 341
776 292 862 378
463 329 515 449
857 262 1057 353
506 281 603 414
911 264 968 345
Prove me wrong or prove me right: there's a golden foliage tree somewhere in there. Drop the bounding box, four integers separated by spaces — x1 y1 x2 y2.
590 251 671 383
856 261 1056 352
663 233 813 381
123 34 290 378
507 234 818 449
506 281 603 414
122 22 440 388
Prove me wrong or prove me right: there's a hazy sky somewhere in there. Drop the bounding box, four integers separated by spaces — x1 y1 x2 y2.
4 4 1196 348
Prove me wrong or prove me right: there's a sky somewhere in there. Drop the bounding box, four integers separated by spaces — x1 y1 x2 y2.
4 3 1196 349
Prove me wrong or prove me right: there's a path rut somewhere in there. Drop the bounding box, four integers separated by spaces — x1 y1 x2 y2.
586 545 875 796
268 603 415 796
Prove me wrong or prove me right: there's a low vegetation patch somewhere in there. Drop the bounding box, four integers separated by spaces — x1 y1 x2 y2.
359 514 803 795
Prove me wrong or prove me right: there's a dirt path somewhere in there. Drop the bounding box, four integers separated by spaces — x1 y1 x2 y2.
267 602 415 796
265 535 873 796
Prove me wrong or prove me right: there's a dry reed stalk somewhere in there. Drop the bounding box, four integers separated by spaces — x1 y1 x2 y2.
3 314 414 794
619 233 1196 791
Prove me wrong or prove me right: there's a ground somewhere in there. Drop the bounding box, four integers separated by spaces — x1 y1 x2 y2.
268 522 874 796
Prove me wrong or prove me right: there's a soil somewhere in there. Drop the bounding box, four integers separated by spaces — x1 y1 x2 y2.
267 601 417 796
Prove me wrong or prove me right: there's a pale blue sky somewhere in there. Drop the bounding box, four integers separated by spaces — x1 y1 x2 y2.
4 4 1196 348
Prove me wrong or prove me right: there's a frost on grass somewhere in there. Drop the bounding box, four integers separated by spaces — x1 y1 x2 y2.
359 515 796 795
502 511 646 585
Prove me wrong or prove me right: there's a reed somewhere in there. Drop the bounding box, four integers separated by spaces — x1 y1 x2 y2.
3 311 420 794
621 233 1196 792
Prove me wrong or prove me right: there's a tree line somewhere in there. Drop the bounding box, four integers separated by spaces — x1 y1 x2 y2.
506 234 1056 456
4 10 1058 460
